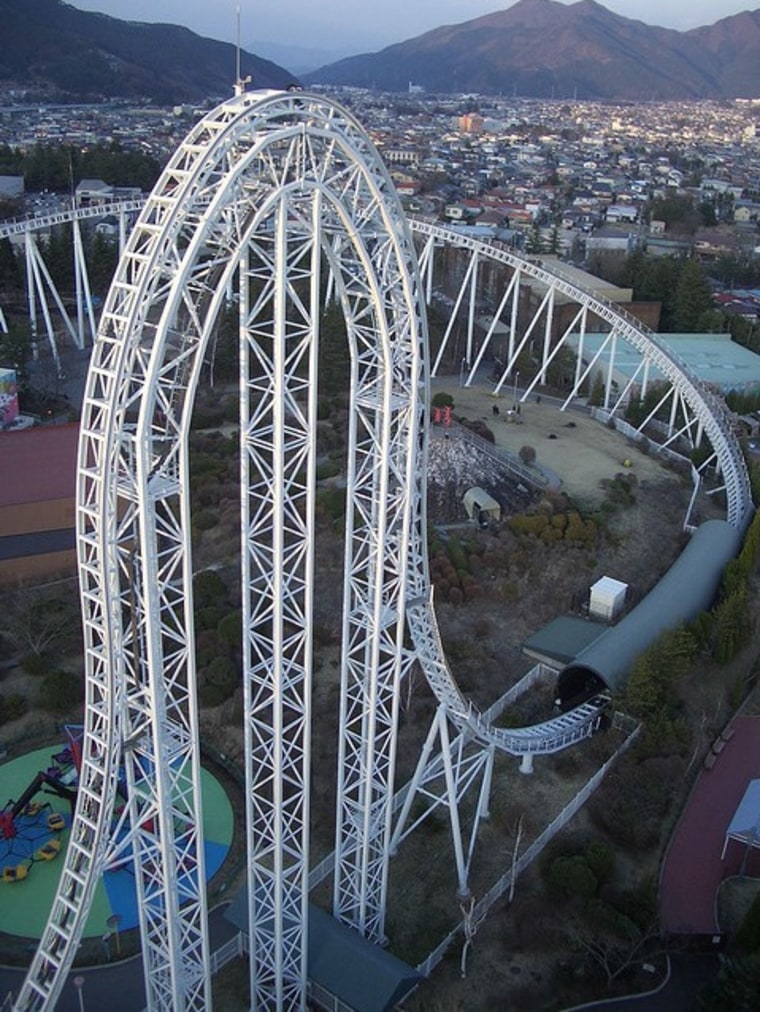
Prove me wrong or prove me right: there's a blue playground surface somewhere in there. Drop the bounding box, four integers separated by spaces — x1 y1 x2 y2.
0 739 234 940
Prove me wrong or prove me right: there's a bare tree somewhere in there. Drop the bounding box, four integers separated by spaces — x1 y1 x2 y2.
565 903 661 988
1 585 81 660
508 813 525 904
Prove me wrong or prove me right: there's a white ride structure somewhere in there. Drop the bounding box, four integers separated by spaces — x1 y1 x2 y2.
5 88 751 1011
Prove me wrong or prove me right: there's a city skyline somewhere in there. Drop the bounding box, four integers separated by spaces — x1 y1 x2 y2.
72 1 758 59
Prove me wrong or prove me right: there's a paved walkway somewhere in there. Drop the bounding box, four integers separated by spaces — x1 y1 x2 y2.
660 715 760 935
0 903 239 1010
562 953 721 1012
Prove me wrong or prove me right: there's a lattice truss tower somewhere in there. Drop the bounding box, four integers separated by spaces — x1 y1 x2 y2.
15 89 430 1012
13 88 754 1012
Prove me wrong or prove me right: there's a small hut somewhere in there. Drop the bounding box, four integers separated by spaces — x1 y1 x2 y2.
463 487 501 526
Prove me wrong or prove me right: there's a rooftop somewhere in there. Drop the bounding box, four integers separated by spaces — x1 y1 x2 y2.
0 423 78 507
570 332 760 392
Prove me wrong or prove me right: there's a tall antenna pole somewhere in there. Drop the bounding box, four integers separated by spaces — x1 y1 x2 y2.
234 4 251 95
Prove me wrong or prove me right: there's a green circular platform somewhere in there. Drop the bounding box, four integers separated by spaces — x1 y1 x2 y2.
0 744 233 940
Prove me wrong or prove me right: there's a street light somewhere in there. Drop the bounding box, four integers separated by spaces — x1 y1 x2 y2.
72 975 86 1012
107 913 122 956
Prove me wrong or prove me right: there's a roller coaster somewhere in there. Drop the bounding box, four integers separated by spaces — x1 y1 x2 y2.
2 88 752 1011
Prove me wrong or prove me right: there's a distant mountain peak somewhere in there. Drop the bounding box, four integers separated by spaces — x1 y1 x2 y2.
305 1 760 100
0 0 300 104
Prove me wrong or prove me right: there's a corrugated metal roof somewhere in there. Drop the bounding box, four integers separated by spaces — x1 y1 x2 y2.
225 892 421 1012
522 615 607 667
568 331 760 391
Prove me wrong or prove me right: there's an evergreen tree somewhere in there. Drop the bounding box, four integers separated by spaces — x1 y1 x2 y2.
525 220 545 255
0 324 33 386
671 259 714 332
588 372 605 406
622 250 680 328
693 955 760 1011
0 238 22 293
319 302 349 398
712 587 753 664
87 232 119 295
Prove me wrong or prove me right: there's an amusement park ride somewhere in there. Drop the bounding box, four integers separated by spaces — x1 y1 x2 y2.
0 82 751 1011
0 730 79 884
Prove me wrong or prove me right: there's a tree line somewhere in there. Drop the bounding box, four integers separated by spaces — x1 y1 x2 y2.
0 141 162 194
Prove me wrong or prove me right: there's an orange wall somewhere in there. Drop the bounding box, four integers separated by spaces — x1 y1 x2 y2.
0 497 75 537
0 549 76 585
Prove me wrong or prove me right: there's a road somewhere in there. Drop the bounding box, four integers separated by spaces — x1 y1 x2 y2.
0 903 239 1011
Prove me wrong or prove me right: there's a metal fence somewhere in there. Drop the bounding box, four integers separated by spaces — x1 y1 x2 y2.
415 715 641 978
590 408 693 470
209 932 246 975
446 420 550 489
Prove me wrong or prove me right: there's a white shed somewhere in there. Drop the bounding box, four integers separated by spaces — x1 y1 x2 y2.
463 487 501 525
589 576 627 621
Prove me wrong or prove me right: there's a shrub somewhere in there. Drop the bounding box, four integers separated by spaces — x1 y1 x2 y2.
712 587 753 664
40 670 83 713
736 892 760 953
196 629 224 667
195 606 225 632
540 525 564 543
446 536 469 572
0 692 28 725
316 459 342 480
217 611 243 648
198 655 239 708
194 509 219 531
205 655 238 689
519 444 536 465
545 854 598 900
199 682 229 707
194 569 228 609
431 391 455 408
611 874 657 931
565 512 596 544
509 513 547 537
21 652 48 676
585 840 615 885
317 486 346 522
692 955 760 1010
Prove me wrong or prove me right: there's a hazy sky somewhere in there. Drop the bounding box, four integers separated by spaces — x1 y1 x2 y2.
73 1 756 53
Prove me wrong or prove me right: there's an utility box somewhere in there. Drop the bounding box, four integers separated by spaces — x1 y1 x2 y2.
589 576 627 621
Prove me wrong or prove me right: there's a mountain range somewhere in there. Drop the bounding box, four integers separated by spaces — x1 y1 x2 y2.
304 0 760 101
0 0 299 105
3 0 760 105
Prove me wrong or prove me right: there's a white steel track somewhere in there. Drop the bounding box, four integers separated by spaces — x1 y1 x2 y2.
13 88 428 1012
412 221 753 530
7 90 753 1012
2 203 750 528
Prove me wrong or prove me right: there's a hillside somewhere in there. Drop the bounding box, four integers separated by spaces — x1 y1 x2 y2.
305 0 760 100
0 0 300 105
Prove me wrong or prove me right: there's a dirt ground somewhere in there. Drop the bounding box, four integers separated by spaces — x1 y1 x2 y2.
440 377 704 512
